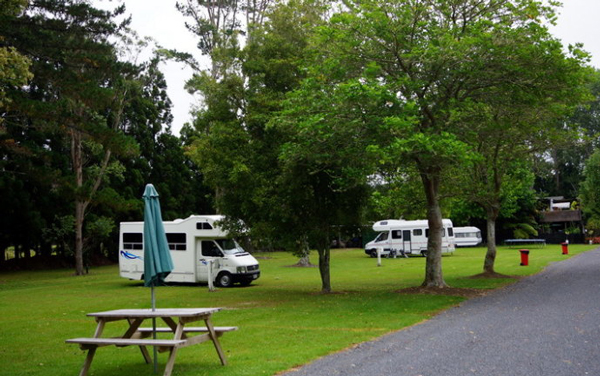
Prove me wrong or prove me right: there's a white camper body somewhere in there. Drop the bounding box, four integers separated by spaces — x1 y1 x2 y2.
119 215 260 287
453 226 482 247
364 219 455 257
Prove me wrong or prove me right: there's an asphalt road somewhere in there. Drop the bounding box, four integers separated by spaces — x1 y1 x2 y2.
281 247 600 376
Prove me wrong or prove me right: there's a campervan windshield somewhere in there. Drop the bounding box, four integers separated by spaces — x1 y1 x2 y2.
215 239 246 255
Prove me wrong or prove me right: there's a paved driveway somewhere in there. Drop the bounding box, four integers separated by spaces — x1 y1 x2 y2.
282 248 600 376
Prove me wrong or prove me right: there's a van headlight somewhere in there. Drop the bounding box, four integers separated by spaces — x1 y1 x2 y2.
237 266 247 273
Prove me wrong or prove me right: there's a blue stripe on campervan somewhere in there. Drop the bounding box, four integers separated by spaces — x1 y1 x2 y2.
120 250 143 260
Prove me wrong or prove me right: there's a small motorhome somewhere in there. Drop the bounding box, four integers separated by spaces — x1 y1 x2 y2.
453 226 482 247
364 219 455 257
119 215 260 287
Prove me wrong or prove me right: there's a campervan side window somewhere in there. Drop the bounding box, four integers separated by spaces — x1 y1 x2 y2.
123 233 143 250
457 232 481 238
447 228 454 237
201 240 223 257
391 230 402 239
196 222 213 230
166 233 186 251
375 232 388 242
414 229 423 236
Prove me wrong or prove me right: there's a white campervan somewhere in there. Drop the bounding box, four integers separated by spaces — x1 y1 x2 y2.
364 219 455 257
454 226 482 247
118 215 260 287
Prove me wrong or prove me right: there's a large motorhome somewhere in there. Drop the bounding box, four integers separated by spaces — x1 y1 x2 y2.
364 219 455 257
119 215 260 287
453 226 482 247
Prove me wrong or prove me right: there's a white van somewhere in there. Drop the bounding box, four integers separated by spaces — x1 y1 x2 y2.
364 219 455 257
118 215 260 287
454 226 482 247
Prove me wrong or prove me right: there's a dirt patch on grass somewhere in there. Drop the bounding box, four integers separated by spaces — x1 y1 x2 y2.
466 271 522 279
285 263 318 268
395 286 490 299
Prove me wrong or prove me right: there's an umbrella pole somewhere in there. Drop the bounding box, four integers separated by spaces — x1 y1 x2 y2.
152 285 158 374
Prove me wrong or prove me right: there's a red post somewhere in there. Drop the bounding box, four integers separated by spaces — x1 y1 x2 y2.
561 242 569 255
519 249 529 266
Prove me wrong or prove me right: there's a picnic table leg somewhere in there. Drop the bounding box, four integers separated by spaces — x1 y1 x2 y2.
163 347 178 376
162 320 185 376
125 318 152 363
205 318 227 365
77 319 106 376
78 347 97 376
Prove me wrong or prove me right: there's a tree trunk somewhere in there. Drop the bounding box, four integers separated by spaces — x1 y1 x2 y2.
293 236 312 267
420 170 447 288
296 253 312 267
317 247 331 293
483 206 499 274
72 129 85 276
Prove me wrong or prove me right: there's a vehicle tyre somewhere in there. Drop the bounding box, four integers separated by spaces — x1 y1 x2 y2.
369 250 377 258
420 250 427 257
216 272 233 287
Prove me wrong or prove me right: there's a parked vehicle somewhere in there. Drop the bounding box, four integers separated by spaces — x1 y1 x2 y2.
453 226 482 247
364 219 455 257
119 215 260 287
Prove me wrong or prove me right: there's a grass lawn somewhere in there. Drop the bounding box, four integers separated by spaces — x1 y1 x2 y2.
0 244 594 376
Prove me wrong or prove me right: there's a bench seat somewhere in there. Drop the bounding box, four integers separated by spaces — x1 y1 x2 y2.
137 326 238 334
66 338 185 348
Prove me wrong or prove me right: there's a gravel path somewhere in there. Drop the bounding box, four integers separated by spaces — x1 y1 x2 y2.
281 248 600 376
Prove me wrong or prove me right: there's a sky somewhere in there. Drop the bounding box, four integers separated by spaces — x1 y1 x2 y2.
97 0 600 135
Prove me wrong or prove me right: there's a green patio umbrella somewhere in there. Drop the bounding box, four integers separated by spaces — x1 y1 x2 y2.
143 183 173 290
143 183 174 373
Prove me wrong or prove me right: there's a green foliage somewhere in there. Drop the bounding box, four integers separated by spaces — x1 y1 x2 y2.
506 222 538 239
0 0 32 115
535 69 600 198
580 149 600 235
0 1 212 270
41 215 75 254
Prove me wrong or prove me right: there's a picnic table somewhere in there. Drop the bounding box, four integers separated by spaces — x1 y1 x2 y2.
505 239 546 248
66 308 237 376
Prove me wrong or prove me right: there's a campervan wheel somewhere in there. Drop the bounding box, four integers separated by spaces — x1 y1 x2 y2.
216 272 233 287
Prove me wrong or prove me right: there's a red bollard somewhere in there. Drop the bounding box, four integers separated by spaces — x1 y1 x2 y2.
519 249 529 266
561 242 569 255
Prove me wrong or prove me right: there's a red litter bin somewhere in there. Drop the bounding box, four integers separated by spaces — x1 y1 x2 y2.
519 249 529 266
561 242 569 255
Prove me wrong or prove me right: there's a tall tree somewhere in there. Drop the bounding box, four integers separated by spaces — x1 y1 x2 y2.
1 0 139 274
184 0 320 221
534 70 600 199
293 0 589 287
458 60 589 275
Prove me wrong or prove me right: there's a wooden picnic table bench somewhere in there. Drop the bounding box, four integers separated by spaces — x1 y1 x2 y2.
65 308 235 376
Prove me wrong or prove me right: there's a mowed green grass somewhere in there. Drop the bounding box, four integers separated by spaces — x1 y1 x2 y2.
0 244 594 376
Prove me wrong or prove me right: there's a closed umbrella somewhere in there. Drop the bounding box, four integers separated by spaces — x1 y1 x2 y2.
143 184 173 289
142 183 174 373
